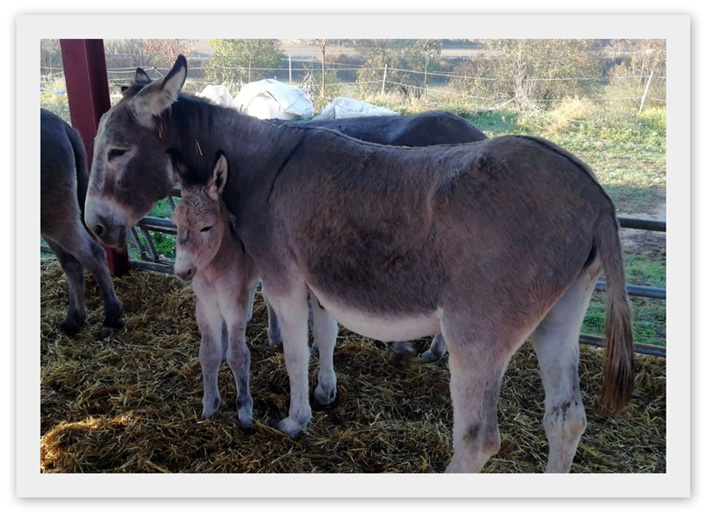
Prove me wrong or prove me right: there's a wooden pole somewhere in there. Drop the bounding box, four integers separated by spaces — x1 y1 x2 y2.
60 39 131 277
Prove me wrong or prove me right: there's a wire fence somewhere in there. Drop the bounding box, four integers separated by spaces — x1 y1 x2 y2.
40 57 667 110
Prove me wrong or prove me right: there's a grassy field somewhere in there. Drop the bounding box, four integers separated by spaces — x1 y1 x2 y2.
40 86 666 346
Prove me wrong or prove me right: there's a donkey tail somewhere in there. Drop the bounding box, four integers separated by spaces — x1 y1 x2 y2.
595 210 635 415
66 124 89 224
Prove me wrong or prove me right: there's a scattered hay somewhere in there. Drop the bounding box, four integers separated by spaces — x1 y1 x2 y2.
40 259 666 473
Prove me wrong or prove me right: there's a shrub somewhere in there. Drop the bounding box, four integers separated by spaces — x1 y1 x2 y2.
637 107 666 133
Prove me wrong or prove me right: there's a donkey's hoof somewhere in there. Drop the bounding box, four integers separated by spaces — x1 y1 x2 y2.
98 323 121 340
268 334 283 348
237 410 254 430
313 385 337 408
59 318 83 336
201 396 221 420
420 349 443 364
391 350 415 371
268 417 305 441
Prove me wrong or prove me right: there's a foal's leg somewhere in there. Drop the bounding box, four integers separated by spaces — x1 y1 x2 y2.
532 267 599 473
220 286 254 429
310 295 338 406
265 283 312 439
442 314 524 473
195 296 224 419
44 237 86 334
420 333 448 363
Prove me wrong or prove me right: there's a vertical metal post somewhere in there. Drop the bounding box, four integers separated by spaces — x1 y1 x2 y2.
289 54 292 85
638 69 654 114
381 63 388 94
60 39 131 276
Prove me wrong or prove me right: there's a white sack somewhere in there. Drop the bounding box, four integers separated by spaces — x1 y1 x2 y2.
312 97 398 120
233 79 314 120
196 85 235 108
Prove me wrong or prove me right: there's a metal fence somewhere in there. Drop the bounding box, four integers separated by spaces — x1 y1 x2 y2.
46 195 664 358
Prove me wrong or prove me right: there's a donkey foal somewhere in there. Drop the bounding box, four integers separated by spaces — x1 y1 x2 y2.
170 149 256 427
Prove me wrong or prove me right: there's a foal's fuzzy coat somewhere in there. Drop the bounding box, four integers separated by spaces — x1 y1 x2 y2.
170 150 257 427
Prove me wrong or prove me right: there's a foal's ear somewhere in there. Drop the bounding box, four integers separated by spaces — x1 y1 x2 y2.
166 148 188 186
207 151 229 201
130 55 188 125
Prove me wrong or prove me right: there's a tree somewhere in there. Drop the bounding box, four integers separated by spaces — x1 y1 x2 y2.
451 39 603 110
412 39 442 91
104 39 155 69
354 40 409 95
605 39 666 112
316 39 327 98
206 39 284 84
145 39 195 69
300 39 330 98
40 39 62 78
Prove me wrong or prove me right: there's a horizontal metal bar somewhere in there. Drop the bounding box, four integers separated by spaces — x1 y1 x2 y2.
131 259 174 274
617 217 666 232
595 281 666 300
579 334 666 358
136 216 176 235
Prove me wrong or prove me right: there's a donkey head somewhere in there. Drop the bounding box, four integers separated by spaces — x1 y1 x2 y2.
85 56 188 247
170 150 230 282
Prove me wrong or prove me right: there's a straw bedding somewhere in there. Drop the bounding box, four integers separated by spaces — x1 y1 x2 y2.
40 259 666 473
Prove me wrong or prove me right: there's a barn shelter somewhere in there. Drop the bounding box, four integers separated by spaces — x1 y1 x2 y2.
38 38 663 478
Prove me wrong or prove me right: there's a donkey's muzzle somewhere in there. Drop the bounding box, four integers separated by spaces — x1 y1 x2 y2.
87 215 127 248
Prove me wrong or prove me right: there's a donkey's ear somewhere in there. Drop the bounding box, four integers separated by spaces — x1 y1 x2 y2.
166 148 188 186
130 55 188 124
207 151 229 200
134 67 152 86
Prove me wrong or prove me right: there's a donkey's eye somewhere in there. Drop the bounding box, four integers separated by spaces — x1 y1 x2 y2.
201 226 213 233
108 148 128 161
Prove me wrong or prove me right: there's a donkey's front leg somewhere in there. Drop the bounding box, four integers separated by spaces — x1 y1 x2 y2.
310 294 338 406
195 297 224 420
268 285 312 439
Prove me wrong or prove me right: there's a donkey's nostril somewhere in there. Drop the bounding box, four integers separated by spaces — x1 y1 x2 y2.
93 223 105 237
176 267 195 282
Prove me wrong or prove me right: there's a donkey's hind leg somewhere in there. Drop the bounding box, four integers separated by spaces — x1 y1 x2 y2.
80 234 123 338
49 226 123 338
420 333 447 363
442 313 525 473
310 295 338 406
45 238 86 335
532 265 600 473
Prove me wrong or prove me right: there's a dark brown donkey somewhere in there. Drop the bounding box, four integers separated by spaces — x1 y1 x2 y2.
41 109 123 338
85 56 634 473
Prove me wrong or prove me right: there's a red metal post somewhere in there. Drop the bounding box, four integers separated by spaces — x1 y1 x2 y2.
60 39 131 276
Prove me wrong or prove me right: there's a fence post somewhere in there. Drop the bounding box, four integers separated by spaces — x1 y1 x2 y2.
59 39 131 277
638 69 654 114
381 64 388 94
